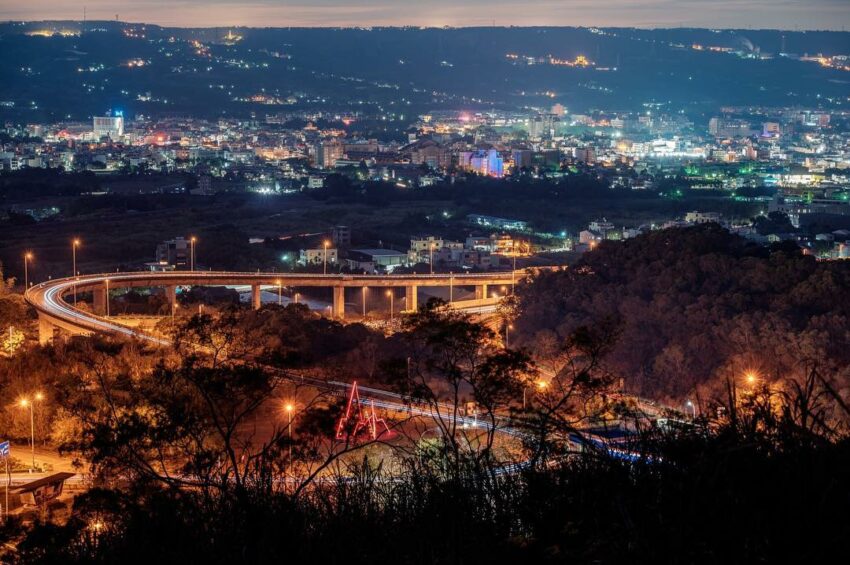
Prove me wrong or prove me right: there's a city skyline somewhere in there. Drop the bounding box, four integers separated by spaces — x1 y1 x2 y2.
4 0 850 31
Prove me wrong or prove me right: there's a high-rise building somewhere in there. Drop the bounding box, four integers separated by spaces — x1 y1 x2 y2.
316 140 344 169
93 115 124 139
468 149 504 178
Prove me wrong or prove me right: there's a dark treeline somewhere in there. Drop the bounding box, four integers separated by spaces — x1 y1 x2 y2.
0 301 848 563
513 223 850 400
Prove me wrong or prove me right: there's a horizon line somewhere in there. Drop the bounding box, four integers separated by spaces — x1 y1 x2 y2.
5 20 848 34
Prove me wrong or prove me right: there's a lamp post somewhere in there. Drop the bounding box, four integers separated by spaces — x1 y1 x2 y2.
23 252 33 289
323 241 330 275
72 239 80 305
429 243 435 274
105 279 110 317
449 273 453 304
686 399 696 420
362 287 367 318
19 393 43 470
285 403 294 479
524 379 547 410
386 290 394 322
189 237 197 271
276 279 283 306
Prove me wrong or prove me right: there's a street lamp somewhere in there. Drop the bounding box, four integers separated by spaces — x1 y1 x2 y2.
362 287 367 318
18 393 43 470
104 279 110 317
285 403 294 478
23 252 33 289
449 273 454 304
429 243 436 274
522 380 548 410
386 290 394 322
276 279 283 306
323 241 330 275
72 238 81 305
189 236 197 271
685 399 696 420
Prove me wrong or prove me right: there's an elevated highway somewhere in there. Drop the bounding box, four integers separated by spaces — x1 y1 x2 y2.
26 270 530 343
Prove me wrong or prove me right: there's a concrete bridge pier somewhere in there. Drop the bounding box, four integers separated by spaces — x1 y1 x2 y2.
406 285 418 312
38 317 57 345
93 287 107 315
333 286 345 319
475 284 489 300
165 285 177 309
251 284 262 310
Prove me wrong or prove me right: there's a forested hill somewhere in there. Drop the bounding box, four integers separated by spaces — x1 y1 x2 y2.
1 23 847 121
514 224 850 400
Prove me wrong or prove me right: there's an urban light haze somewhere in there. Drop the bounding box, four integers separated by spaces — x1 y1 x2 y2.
4 0 850 29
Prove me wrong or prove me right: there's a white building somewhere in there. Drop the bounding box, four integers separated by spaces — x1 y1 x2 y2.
299 248 338 266
93 116 124 139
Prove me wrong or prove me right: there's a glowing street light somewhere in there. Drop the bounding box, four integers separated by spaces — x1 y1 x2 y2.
18 393 44 470
522 380 548 410
745 371 758 386
23 251 33 289
285 402 294 478
362 287 368 318
429 242 436 274
685 399 696 420
276 279 283 306
323 241 330 275
71 238 81 305
189 236 197 271
386 290 394 322
104 279 110 317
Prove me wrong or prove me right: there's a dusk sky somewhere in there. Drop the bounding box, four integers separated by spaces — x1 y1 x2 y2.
4 0 850 30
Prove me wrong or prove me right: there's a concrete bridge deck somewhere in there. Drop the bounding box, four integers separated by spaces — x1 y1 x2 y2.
26 270 531 343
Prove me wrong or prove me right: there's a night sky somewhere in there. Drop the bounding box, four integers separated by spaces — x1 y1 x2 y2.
4 0 849 30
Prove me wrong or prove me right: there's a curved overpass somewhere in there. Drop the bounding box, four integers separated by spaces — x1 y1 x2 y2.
26 270 528 343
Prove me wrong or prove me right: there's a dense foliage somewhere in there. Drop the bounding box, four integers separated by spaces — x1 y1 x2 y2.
514 224 850 400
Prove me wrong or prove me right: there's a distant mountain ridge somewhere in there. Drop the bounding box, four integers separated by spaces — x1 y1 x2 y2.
1 22 846 121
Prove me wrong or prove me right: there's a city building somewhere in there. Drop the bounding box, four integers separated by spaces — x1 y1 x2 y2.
316 140 344 169
154 236 189 270
467 214 529 232
332 225 351 247
346 249 409 272
299 247 338 266
93 115 124 139
684 211 724 225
